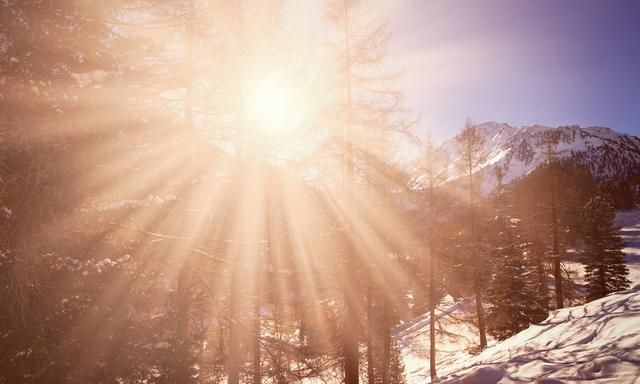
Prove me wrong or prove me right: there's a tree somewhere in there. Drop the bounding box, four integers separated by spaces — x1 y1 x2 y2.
581 196 631 301
0 2 177 382
485 215 547 340
510 158 598 311
420 132 447 379
600 180 636 210
455 118 488 350
427 135 438 379
543 131 564 309
325 0 412 381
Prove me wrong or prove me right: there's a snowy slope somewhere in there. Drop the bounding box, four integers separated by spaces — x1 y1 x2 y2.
397 296 495 384
398 210 640 383
412 122 640 194
399 288 640 384
437 287 640 384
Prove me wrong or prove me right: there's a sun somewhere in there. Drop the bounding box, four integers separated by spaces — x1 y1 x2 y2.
246 78 294 137
243 74 317 159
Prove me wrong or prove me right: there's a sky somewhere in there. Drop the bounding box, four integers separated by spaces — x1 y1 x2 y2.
388 0 640 141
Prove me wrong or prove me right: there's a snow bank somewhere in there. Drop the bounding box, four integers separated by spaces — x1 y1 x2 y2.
615 208 640 229
617 209 640 288
438 287 640 383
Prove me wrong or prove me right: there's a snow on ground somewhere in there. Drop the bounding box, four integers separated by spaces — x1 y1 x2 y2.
397 296 495 384
437 287 640 383
621 225 640 288
398 208 640 383
615 208 640 229
617 208 640 288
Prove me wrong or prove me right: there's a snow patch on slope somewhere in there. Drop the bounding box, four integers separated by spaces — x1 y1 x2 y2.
438 287 640 383
397 296 495 384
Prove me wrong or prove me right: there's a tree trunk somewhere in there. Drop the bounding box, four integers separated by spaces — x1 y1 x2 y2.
553 256 563 308
537 251 549 311
600 262 607 296
427 143 437 379
429 248 437 379
469 149 487 350
228 262 242 384
366 286 375 384
381 295 391 384
342 2 359 382
229 2 246 381
173 1 195 380
174 257 191 381
344 289 360 384
475 281 487 349
547 139 564 309
252 271 262 384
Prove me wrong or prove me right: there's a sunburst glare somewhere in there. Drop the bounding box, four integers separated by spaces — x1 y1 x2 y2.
2 1 638 384
246 77 294 136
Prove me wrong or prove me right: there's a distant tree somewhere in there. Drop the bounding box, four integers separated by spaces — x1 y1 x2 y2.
600 180 636 210
581 196 631 301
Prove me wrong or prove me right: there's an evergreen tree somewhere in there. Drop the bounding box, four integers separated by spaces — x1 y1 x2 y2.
581 196 631 301
600 180 636 210
510 161 598 310
485 216 547 340
388 340 407 384
0 2 175 382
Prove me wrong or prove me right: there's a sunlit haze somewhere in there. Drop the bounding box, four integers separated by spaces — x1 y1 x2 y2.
2 1 639 384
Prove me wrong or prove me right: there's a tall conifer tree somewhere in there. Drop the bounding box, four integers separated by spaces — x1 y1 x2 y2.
582 196 631 301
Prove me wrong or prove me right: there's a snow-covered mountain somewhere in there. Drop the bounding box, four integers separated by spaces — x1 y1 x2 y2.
413 122 640 194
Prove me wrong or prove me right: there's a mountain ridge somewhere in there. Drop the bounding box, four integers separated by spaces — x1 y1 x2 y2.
411 122 640 194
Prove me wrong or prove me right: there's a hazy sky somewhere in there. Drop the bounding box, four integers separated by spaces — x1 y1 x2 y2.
389 0 640 140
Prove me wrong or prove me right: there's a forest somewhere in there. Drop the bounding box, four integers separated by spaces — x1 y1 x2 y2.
0 1 637 383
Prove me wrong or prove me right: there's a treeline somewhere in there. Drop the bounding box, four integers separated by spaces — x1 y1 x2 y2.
0 1 634 384
443 125 633 342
